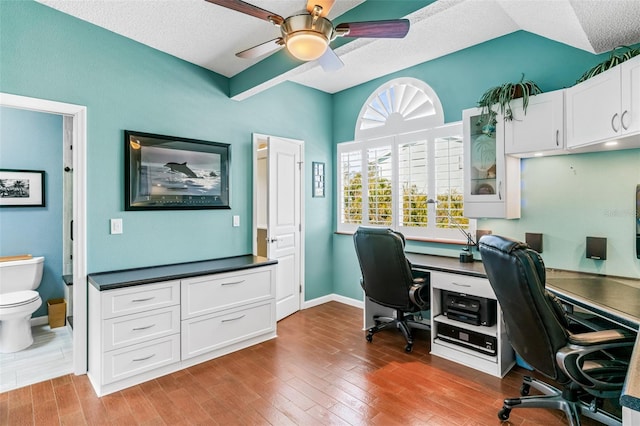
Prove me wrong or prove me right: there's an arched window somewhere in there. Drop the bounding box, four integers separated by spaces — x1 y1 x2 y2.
356 78 444 139
338 78 475 242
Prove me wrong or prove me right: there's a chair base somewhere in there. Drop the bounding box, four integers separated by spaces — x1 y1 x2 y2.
498 376 622 426
366 309 430 352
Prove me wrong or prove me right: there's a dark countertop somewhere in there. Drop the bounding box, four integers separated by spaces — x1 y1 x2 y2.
88 254 277 291
405 252 640 412
62 275 73 286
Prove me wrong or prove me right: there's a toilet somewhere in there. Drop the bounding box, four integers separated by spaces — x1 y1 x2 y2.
0 256 44 353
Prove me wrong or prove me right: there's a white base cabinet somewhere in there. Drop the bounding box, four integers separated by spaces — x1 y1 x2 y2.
88 264 277 396
429 271 514 378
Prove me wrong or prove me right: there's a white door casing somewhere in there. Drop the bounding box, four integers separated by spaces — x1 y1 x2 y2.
252 134 303 321
0 92 88 374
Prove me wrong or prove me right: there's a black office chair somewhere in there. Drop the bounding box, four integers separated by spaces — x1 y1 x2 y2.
353 226 430 352
479 235 634 425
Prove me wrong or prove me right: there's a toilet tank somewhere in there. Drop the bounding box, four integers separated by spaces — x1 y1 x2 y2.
0 256 45 293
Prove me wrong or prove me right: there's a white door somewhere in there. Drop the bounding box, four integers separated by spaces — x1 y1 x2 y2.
256 135 303 321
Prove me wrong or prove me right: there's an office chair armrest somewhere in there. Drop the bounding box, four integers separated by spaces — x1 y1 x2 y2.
409 282 430 310
411 269 430 284
568 329 636 346
557 329 635 391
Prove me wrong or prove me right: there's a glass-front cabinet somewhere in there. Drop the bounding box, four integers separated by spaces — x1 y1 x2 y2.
463 107 520 219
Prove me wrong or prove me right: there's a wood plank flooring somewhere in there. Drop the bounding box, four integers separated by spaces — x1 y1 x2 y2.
0 302 609 425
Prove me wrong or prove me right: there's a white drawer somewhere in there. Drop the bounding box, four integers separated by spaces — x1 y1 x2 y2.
181 300 275 360
102 334 180 385
430 271 495 300
181 267 274 319
102 281 180 319
103 305 180 352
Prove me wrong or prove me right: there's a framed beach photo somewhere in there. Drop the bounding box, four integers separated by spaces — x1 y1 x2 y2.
125 130 231 210
0 169 46 207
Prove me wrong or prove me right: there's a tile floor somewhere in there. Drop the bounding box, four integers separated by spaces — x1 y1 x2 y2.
0 324 73 393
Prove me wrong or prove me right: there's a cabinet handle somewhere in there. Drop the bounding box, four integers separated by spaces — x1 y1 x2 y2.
221 314 245 323
132 324 155 331
221 280 245 286
611 113 620 132
498 181 502 200
452 282 471 288
621 110 629 130
555 129 559 146
131 297 155 303
132 354 155 362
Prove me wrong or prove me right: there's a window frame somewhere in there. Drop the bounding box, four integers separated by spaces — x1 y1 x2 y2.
337 123 474 242
339 77 476 242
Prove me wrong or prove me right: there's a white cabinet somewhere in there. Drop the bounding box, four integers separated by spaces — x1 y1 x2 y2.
429 271 514 378
88 263 277 396
181 267 276 362
504 90 566 157
463 107 520 219
88 280 181 395
566 55 640 151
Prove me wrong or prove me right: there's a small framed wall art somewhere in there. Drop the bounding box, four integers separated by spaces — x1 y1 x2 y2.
312 161 325 198
0 169 46 207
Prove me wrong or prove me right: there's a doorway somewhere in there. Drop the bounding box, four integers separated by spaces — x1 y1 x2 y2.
0 93 88 375
252 134 305 321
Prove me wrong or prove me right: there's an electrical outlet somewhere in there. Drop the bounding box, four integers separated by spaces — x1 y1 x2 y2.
233 215 240 227
110 218 123 234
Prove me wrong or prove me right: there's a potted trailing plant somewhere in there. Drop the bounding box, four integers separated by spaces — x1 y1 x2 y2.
575 45 640 83
477 73 542 129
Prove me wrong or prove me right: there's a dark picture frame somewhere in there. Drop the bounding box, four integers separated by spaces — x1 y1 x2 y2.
0 169 46 207
312 161 325 198
125 130 230 210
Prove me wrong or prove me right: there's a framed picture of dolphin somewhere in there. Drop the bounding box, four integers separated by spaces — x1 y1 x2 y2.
124 130 230 210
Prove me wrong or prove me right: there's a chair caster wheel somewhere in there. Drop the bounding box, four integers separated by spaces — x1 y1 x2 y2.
405 344 412 353
366 333 373 343
498 407 511 421
520 383 530 396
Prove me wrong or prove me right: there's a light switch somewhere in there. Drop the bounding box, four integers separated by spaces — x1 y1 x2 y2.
233 215 240 227
110 218 123 234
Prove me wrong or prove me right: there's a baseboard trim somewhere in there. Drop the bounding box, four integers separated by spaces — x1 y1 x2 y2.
303 294 364 310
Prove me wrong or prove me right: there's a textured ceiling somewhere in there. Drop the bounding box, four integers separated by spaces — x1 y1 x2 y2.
36 0 640 99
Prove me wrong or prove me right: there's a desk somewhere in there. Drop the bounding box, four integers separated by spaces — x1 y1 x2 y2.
545 276 640 424
403 253 640 424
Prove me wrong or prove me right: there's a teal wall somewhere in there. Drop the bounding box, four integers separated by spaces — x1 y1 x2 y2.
332 32 640 300
2 2 639 309
0 107 64 317
0 1 335 301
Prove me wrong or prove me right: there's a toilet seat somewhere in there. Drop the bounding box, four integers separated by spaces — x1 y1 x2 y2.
0 290 40 308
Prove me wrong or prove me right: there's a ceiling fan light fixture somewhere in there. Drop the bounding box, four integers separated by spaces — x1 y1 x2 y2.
281 14 334 62
286 31 328 61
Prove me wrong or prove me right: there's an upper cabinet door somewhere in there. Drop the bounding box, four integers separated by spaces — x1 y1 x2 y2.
463 107 520 219
566 66 621 148
566 55 640 150
621 56 640 136
504 90 565 157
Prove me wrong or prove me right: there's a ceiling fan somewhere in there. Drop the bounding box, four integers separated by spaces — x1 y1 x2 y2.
205 0 410 71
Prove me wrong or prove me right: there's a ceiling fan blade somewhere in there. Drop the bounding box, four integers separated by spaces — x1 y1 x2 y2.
205 0 284 25
317 47 343 72
335 19 410 38
306 0 335 17
236 38 284 59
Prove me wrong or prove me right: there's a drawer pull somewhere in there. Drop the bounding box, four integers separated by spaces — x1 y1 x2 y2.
221 280 245 286
131 297 155 302
132 324 155 331
221 314 245 323
132 354 155 362
452 282 471 288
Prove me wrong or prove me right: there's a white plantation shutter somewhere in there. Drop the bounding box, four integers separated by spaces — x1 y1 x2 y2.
337 78 475 239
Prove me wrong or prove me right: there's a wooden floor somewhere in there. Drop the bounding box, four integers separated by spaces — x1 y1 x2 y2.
0 302 609 425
